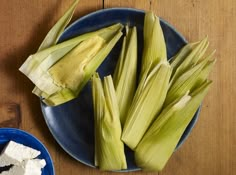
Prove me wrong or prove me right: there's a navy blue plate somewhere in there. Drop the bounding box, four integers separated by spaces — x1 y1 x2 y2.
0 128 55 175
41 8 200 172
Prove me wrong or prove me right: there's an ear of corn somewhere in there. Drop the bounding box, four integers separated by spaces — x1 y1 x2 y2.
42 26 123 106
33 36 105 97
92 74 127 171
141 12 167 78
20 23 123 106
33 21 123 98
23 0 80 96
122 61 172 150
32 0 79 96
22 23 122 95
113 26 138 126
135 80 212 171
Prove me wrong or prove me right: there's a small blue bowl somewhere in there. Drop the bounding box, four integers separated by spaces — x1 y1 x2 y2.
41 8 200 172
0 128 55 175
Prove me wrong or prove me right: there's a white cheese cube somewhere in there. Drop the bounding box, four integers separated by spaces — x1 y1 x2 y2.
0 141 40 167
0 159 46 175
25 159 46 170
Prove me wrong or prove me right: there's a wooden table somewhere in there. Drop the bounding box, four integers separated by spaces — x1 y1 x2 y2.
0 0 235 175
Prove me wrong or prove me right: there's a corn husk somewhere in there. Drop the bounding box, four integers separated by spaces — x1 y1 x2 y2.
113 26 138 126
165 50 215 106
49 36 105 91
135 80 212 171
170 37 209 86
92 74 127 171
92 73 105 167
38 0 80 51
140 12 167 78
170 42 198 72
29 0 80 96
192 58 216 91
20 23 123 106
44 26 123 106
122 61 172 150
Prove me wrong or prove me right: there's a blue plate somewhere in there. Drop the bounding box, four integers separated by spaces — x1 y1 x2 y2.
41 8 200 172
0 128 55 175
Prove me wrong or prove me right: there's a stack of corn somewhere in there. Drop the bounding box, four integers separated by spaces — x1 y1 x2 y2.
92 12 215 171
126 13 215 171
19 0 215 171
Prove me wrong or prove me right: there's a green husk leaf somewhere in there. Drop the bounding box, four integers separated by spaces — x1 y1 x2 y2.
135 80 212 171
192 58 216 91
170 42 199 72
140 12 167 78
32 0 80 95
92 75 127 170
38 0 80 51
165 51 215 106
113 26 138 126
170 37 209 86
122 61 172 150
92 73 104 167
113 34 127 87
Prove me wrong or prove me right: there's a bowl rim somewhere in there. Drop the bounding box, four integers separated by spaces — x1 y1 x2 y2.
0 127 55 175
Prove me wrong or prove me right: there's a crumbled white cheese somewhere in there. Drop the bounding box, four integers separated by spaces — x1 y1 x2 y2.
0 159 46 175
0 141 40 167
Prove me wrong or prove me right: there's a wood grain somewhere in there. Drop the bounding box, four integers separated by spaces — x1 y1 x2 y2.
0 103 21 128
0 0 235 175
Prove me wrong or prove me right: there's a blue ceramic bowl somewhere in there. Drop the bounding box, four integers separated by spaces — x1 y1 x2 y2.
0 128 55 175
41 8 200 172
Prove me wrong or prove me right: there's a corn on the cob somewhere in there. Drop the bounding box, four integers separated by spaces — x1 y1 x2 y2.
20 23 123 106
23 0 80 97
92 74 127 171
135 80 212 171
113 26 138 126
122 61 172 150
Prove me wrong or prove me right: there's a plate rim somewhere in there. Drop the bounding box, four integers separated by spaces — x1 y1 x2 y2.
41 7 200 172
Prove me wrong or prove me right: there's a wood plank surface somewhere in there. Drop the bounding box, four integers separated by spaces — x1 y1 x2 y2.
0 0 235 175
